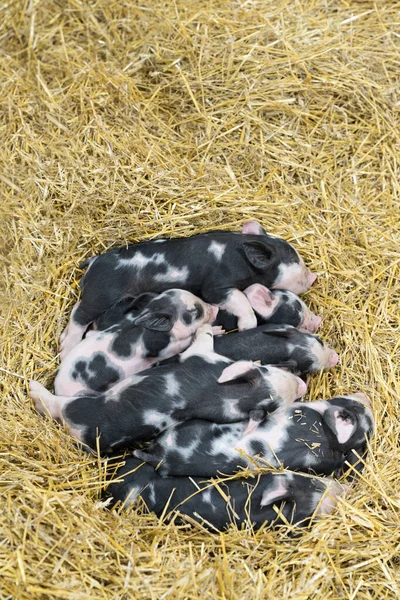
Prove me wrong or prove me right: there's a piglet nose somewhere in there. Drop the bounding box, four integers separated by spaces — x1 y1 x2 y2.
351 392 371 408
312 315 322 331
329 350 339 367
295 376 307 398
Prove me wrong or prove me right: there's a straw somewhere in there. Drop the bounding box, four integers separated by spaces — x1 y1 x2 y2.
1 0 399 597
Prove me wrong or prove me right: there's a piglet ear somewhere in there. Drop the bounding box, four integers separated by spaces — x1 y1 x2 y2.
242 220 267 235
128 292 158 313
133 311 173 332
242 241 275 270
243 284 279 317
218 361 262 386
323 407 356 449
260 476 290 507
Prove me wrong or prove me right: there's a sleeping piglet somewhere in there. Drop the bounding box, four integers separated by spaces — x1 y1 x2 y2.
54 289 218 396
213 323 339 375
136 393 374 478
214 284 321 333
30 324 307 454
60 220 316 357
103 455 346 532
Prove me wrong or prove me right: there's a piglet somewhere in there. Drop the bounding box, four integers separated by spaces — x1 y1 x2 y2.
54 289 218 396
136 393 374 478
30 324 307 454
213 323 338 375
60 220 316 357
103 455 346 532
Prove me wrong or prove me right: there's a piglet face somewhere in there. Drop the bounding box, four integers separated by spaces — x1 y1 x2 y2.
307 336 339 370
323 395 374 451
297 300 322 333
131 289 217 340
259 365 307 404
273 258 316 295
166 290 218 340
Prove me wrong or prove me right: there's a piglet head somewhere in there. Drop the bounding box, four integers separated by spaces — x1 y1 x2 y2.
322 394 374 452
306 335 339 371
272 258 317 295
299 305 322 333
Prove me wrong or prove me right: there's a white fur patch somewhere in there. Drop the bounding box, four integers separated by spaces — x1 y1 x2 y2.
154 265 189 283
164 372 181 396
118 251 166 269
207 241 226 261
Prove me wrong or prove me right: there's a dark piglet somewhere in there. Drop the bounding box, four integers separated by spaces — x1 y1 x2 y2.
30 325 307 454
103 456 346 532
136 394 374 478
60 221 316 357
213 323 339 375
215 284 321 333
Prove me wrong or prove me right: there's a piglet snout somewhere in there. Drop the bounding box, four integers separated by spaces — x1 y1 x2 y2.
307 270 317 287
300 311 322 333
295 376 307 398
328 349 339 368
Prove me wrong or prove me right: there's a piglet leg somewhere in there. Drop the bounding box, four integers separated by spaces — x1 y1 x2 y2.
29 380 70 421
59 301 89 360
180 323 214 359
219 289 257 331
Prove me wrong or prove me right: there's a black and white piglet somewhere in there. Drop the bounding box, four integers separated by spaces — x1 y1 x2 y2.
30 325 307 454
103 456 346 532
60 220 316 357
136 393 374 478
213 323 339 375
215 283 321 333
54 289 218 396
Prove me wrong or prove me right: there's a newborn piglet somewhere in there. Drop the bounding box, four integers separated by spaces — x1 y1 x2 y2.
60 220 316 357
214 284 321 333
104 456 346 532
213 323 338 375
136 393 373 478
30 324 307 454
55 289 218 396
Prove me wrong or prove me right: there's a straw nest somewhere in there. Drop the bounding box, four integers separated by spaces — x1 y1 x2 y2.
1 0 399 598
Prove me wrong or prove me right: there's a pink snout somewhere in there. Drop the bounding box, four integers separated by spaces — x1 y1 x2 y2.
295 376 307 398
328 349 339 368
300 312 322 333
307 270 317 287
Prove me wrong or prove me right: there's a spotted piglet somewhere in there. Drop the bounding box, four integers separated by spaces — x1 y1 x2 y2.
54 290 218 396
136 393 374 478
215 284 322 333
103 455 346 532
30 324 307 454
213 323 339 376
60 220 316 357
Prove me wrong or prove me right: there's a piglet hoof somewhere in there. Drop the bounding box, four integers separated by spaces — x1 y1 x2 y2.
29 380 47 415
237 313 257 331
316 480 347 516
212 325 226 336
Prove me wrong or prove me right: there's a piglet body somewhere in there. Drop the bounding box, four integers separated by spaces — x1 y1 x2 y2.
213 323 339 375
60 221 316 357
138 394 374 478
104 456 345 532
31 325 307 454
55 289 218 396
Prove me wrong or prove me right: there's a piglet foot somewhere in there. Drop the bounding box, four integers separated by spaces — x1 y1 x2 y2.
212 325 226 336
195 323 213 339
237 313 257 331
29 380 49 415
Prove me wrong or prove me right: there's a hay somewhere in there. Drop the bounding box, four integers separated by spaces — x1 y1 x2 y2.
1 0 400 597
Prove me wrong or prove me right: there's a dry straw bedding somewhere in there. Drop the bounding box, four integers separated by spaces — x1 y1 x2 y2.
1 0 400 598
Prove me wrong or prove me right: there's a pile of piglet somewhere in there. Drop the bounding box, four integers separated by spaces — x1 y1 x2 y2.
30 220 374 533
